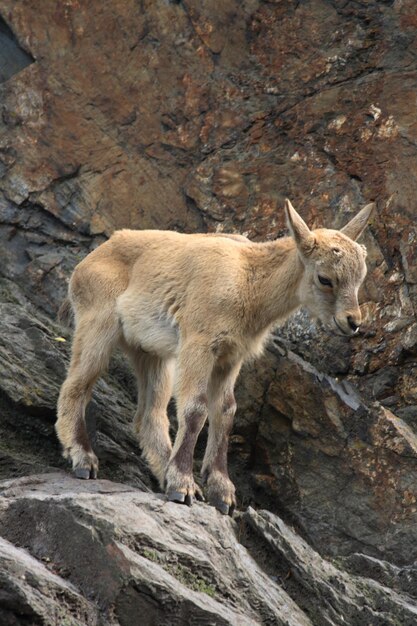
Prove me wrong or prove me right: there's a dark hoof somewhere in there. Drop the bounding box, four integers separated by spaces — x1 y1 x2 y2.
185 494 194 507
195 487 205 502
167 491 186 504
212 498 230 516
74 468 91 480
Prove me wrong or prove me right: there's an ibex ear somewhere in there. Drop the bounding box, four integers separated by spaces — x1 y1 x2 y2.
340 203 375 241
284 199 315 255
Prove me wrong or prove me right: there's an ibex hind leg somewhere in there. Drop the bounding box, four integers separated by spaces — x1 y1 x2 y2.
126 348 175 489
56 310 120 478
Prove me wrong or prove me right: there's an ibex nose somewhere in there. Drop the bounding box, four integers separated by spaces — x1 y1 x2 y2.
347 315 360 333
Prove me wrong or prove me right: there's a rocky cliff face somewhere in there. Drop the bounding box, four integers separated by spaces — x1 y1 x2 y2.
1 1 417 624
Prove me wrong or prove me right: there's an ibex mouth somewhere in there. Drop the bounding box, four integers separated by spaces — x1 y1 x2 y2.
333 316 351 336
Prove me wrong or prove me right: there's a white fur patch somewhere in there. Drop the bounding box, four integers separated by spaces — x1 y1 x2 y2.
117 293 179 358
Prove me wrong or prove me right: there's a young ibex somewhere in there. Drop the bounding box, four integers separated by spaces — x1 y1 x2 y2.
56 200 374 515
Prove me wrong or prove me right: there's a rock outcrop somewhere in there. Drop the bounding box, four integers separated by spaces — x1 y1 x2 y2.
1 473 417 626
1 0 417 623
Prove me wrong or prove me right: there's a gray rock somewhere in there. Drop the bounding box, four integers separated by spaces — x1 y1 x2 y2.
0 280 152 490
1 1 417 623
0 536 97 626
0 473 312 626
0 17 33 84
245 507 417 626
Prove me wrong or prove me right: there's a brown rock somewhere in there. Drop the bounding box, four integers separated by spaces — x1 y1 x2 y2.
1 1 417 622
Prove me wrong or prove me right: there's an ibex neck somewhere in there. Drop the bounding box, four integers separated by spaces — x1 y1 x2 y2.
246 237 303 330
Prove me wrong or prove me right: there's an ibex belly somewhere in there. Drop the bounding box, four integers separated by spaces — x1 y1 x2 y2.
117 292 179 358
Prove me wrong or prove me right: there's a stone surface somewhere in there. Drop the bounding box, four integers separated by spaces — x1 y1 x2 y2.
1 1 417 624
0 474 311 626
232 346 417 564
0 279 153 490
0 536 96 626
1 473 417 626
244 507 417 626
0 16 33 83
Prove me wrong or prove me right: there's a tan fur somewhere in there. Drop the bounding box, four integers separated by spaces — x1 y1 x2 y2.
56 201 374 511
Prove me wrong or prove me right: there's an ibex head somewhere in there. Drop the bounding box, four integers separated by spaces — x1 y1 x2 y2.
285 199 374 336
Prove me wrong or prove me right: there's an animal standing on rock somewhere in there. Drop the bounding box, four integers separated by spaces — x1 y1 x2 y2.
56 200 374 515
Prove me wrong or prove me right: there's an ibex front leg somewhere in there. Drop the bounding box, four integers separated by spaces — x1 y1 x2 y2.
165 337 214 506
202 360 242 515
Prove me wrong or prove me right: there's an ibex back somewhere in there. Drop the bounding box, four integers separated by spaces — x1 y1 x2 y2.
56 200 374 515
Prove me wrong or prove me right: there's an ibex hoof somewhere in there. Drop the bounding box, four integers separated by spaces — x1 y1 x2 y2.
74 467 92 480
211 498 234 516
194 484 205 502
184 494 194 507
167 491 186 504
69 447 98 480
205 472 236 515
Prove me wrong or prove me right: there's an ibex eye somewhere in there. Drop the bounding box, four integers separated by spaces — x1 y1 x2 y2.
318 275 333 287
